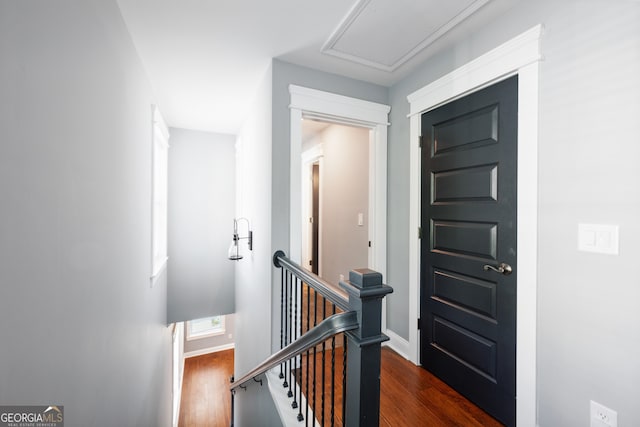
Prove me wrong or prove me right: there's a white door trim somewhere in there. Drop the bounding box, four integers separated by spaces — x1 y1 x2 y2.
407 24 542 427
289 85 390 283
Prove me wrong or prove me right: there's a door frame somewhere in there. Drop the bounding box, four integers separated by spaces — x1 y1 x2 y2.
408 25 542 426
301 146 324 276
289 84 390 322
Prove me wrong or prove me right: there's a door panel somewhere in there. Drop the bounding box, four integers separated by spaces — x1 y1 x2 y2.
432 316 497 379
432 164 498 203
432 220 498 260
433 104 498 154
432 269 497 320
420 75 518 426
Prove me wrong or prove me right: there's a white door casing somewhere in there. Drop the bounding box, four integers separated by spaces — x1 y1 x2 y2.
407 25 542 427
289 85 390 282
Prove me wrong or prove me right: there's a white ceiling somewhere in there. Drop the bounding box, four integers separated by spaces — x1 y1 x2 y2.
116 0 519 134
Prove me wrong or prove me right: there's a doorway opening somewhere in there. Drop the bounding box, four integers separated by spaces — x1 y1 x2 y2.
301 119 370 284
288 85 390 284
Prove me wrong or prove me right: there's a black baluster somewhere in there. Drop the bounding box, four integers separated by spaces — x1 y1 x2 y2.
279 267 284 379
330 303 336 427
312 288 318 426
283 271 289 389
292 277 299 407
296 279 303 421
288 271 293 397
305 283 310 427
321 296 326 426
342 335 347 427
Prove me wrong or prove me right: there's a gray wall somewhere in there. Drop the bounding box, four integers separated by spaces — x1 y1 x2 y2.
319 124 370 285
387 1 640 425
167 128 235 323
0 1 171 425
233 59 388 426
270 59 388 351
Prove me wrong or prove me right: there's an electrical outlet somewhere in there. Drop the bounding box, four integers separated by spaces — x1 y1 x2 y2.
590 400 617 427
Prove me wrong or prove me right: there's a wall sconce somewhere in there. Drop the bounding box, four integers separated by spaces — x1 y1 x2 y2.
228 218 253 260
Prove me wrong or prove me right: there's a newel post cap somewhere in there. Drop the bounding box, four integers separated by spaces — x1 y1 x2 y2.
349 269 382 288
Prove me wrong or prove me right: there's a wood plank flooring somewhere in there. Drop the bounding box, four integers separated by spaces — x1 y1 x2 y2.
378 347 503 427
178 349 234 427
179 346 503 426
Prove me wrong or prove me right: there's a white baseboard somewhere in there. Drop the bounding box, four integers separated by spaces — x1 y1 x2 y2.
184 342 235 358
266 368 321 427
383 329 413 363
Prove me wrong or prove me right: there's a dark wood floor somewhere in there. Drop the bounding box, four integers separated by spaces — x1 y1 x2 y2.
179 346 503 426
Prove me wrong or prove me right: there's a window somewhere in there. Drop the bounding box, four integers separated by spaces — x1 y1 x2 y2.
151 105 169 282
186 316 225 340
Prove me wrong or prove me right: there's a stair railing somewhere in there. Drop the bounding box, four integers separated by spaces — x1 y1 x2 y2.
230 250 392 427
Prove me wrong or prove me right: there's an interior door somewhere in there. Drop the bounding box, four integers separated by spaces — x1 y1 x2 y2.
311 163 320 274
420 76 518 426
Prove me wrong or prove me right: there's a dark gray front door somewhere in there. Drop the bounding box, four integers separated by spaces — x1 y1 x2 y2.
420 76 518 426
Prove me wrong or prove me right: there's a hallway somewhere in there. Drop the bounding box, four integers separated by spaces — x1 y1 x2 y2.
179 347 502 426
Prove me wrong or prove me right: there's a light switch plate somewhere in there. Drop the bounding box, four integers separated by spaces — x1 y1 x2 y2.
578 224 619 255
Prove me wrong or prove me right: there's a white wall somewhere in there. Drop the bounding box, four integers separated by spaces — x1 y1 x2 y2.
233 64 282 426
387 1 640 425
0 1 171 425
319 124 370 284
167 128 235 323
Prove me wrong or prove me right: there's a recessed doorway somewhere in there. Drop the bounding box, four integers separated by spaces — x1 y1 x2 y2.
301 119 370 284
288 85 390 282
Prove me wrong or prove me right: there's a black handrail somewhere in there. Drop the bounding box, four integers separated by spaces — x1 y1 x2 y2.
273 250 349 312
230 311 358 392
232 250 392 427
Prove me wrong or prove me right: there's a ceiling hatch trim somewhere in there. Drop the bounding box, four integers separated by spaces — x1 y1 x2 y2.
321 0 492 73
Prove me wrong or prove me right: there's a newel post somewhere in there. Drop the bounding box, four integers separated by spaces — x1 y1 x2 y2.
340 268 393 427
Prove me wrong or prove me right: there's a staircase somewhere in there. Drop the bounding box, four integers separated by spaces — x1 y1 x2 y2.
230 250 393 427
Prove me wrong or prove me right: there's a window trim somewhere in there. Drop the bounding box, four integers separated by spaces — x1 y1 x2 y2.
151 105 170 284
186 316 226 341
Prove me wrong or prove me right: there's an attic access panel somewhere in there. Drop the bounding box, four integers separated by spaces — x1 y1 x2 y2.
322 0 490 72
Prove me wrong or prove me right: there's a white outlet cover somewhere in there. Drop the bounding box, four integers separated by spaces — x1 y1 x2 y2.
590 400 617 427
578 224 619 255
